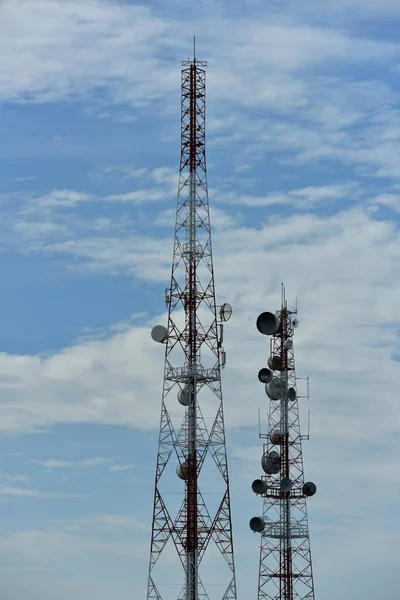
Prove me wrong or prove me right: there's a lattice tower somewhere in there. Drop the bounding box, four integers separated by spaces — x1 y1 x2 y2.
147 48 237 600
250 288 316 600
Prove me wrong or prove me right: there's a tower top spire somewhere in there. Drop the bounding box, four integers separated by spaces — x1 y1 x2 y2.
182 37 207 67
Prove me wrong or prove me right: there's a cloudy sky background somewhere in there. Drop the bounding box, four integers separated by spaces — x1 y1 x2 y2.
0 0 399 598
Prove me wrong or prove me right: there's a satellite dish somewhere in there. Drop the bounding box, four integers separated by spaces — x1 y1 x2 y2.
256 312 280 336
265 378 286 401
280 477 293 492
177 386 190 406
268 356 283 371
176 462 188 480
283 339 293 350
220 303 232 322
303 482 317 497
293 319 299 328
151 325 168 343
261 451 281 475
252 479 268 495
249 516 265 533
258 368 273 384
270 430 283 445
288 388 296 402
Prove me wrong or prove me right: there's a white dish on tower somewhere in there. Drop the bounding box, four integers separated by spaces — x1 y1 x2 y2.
151 325 168 343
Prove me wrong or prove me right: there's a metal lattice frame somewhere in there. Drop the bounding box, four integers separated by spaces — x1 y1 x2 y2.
255 292 316 600
147 54 237 600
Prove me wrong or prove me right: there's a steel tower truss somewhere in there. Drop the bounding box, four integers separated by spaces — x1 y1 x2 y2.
250 290 316 600
147 53 237 600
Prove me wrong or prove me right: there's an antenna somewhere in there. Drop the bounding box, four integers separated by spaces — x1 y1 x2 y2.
297 376 311 441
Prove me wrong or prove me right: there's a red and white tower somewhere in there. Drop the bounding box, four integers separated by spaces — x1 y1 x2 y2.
147 48 237 600
250 288 317 600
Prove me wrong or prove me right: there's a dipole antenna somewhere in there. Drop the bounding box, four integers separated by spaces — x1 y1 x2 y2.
147 47 237 600
250 289 317 600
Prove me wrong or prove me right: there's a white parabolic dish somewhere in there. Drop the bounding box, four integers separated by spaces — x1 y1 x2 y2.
151 325 168 343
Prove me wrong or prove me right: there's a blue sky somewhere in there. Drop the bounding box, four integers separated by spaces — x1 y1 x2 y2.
0 0 399 598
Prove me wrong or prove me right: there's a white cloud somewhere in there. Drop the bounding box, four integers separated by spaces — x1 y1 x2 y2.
0 518 151 599
37 190 92 208
13 176 37 182
60 514 148 531
11 219 69 242
0 204 399 445
105 189 167 204
0 486 86 499
108 464 134 473
0 0 398 181
42 235 171 280
0 474 30 485
0 1 397 113
153 208 176 228
29 458 113 469
0 0 174 105
153 205 241 230
370 192 400 213
0 526 148 564
215 184 356 207
104 166 149 179
212 79 400 178
103 166 178 204
208 23 398 73
297 0 400 16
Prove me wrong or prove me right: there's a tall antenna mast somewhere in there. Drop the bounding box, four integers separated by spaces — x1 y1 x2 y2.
250 290 316 600
147 48 237 600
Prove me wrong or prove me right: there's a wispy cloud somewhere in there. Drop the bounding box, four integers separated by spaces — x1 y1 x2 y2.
215 184 356 207
0 474 31 485
370 192 400 213
108 464 134 473
0 204 399 439
292 0 400 16
0 486 86 499
0 0 172 106
60 514 148 531
13 176 37 182
104 189 167 204
36 190 93 208
104 166 149 180
29 458 114 469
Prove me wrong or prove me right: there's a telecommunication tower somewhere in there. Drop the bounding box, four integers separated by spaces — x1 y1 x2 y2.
147 46 237 600
250 287 316 600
